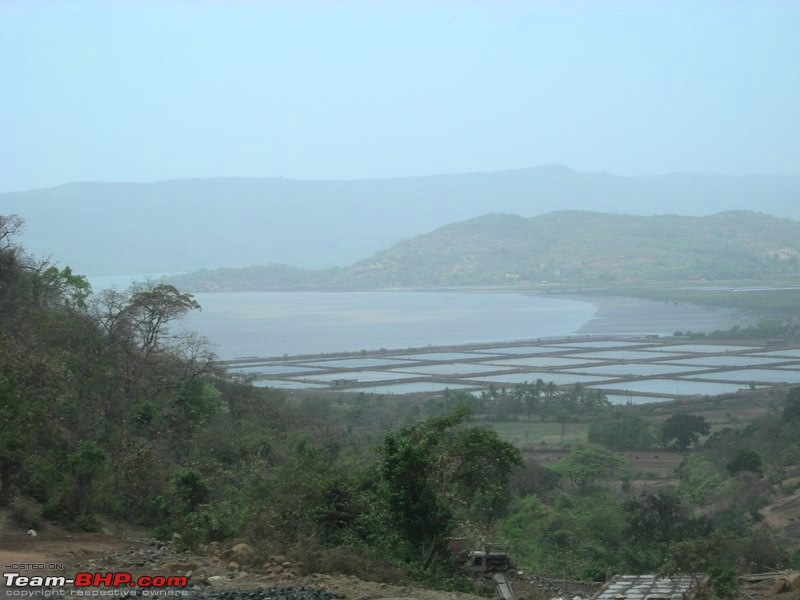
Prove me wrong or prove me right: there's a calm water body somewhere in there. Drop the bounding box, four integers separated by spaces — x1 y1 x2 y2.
181 291 596 359
693 369 800 384
86 275 742 361
174 290 740 359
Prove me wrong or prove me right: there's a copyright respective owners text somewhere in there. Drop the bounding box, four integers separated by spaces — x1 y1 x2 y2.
2 567 189 598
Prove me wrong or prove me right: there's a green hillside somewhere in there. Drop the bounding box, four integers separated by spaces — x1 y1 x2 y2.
170 210 800 290
344 210 800 286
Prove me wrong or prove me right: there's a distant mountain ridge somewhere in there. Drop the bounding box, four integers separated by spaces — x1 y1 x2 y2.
166 210 800 290
1 165 798 276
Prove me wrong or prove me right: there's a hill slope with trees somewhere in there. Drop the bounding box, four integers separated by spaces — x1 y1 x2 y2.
168 210 800 289
345 210 800 285
2 213 799 590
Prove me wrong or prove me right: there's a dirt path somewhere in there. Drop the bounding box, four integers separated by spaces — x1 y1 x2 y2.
0 531 133 570
760 489 800 538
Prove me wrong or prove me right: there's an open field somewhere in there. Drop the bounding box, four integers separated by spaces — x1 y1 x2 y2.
478 419 590 447
636 386 787 426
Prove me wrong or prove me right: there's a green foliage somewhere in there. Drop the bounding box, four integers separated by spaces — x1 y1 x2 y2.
178 502 241 547
675 454 725 505
64 441 106 519
172 469 210 513
305 479 365 547
732 528 790 572
660 534 742 598
623 489 712 571
377 406 521 568
588 411 657 450
480 379 610 424
380 427 455 564
552 445 624 489
708 567 740 600
0 381 41 504
783 387 800 422
660 530 735 576
443 425 522 517
726 448 763 475
662 413 710 449
19 451 61 504
510 460 561 495
500 492 626 580
38 265 92 309
132 402 157 429
40 441 108 523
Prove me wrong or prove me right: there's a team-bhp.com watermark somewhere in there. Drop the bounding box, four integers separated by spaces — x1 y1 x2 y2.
2 570 188 597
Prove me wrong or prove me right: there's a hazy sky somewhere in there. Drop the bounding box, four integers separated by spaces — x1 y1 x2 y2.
3 0 799 192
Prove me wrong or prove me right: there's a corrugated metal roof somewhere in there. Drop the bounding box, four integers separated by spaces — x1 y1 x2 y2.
593 574 704 600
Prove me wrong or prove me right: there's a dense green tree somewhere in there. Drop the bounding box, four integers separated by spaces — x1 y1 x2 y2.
0 381 39 504
500 491 626 580
378 406 521 567
662 413 710 449
783 387 800 423
675 454 725 505
380 426 454 565
726 448 763 475
172 468 210 513
66 441 107 518
623 490 712 570
552 445 624 489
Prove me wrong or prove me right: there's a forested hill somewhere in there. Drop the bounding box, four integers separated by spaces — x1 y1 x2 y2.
168 210 800 290
345 211 800 286
3 166 800 276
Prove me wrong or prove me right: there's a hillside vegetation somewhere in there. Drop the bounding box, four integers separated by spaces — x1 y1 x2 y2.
169 210 800 290
2 214 800 590
347 211 800 285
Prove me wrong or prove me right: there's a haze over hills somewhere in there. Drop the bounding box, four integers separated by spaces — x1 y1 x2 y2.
1 165 799 276
166 210 800 290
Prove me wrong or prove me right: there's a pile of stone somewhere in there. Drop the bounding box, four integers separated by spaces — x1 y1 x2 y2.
527 574 568 598
73 540 342 598
186 587 344 600
259 555 306 582
82 540 313 583
78 539 182 572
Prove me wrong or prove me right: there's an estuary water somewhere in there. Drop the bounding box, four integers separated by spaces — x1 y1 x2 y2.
85 275 743 360
180 291 594 359
174 290 741 359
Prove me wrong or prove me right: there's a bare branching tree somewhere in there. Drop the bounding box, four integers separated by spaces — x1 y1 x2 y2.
0 214 23 251
91 281 208 395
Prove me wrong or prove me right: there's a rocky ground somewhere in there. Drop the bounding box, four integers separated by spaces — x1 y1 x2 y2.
0 513 491 600
72 537 477 599
3 512 798 600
